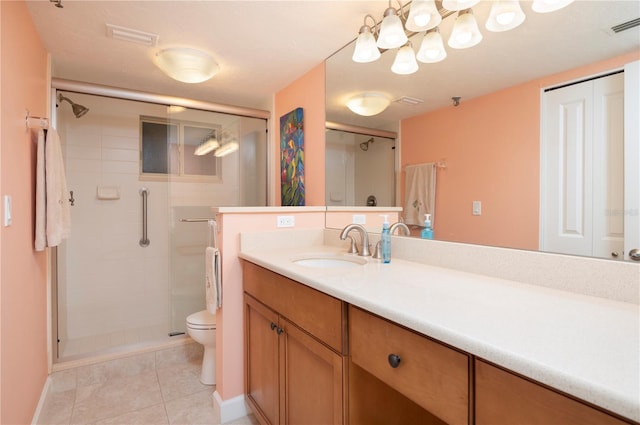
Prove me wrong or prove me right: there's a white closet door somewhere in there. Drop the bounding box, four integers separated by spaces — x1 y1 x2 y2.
592 73 625 259
541 81 594 257
624 61 640 262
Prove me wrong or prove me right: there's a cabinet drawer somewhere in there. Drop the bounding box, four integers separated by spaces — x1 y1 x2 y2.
243 261 347 353
349 306 470 425
475 360 632 425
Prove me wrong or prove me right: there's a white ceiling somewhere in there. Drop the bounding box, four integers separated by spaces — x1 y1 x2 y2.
26 0 640 130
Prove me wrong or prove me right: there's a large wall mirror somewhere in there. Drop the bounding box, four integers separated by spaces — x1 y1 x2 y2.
325 0 640 261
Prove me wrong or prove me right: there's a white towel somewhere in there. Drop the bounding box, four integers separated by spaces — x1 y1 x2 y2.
44 129 71 247
205 246 221 313
404 163 436 226
35 130 47 251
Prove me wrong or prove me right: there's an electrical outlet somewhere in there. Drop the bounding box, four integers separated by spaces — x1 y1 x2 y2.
472 201 482 216
3 195 12 227
277 215 295 228
352 214 366 224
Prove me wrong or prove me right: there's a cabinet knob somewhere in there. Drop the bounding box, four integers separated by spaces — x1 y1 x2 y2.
388 354 401 368
270 322 277 331
276 327 284 335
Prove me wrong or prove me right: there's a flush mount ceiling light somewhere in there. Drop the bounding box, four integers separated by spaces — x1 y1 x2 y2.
448 8 483 49
353 14 381 63
532 0 575 13
486 0 526 32
153 47 219 84
346 93 391 116
406 0 441 32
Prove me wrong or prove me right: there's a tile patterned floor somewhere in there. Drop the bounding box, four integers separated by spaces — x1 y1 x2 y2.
37 343 258 425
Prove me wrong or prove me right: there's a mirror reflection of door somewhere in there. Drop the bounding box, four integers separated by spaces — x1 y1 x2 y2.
540 68 637 260
325 129 396 207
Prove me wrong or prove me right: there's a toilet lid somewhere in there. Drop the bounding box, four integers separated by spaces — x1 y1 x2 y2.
187 310 216 327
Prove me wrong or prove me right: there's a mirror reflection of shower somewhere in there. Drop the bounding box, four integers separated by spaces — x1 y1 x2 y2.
57 93 89 118
360 138 374 151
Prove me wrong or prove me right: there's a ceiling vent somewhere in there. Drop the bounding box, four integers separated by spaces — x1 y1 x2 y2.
394 96 424 106
106 24 159 46
609 17 640 34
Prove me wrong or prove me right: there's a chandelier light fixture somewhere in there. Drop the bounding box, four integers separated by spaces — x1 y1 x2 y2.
348 0 576 89
153 47 219 84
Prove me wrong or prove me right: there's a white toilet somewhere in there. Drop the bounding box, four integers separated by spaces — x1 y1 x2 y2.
186 309 216 385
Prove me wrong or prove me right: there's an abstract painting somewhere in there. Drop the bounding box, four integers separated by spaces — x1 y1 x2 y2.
280 107 305 206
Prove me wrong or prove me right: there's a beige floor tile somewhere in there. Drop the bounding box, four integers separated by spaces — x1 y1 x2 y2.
155 343 203 370
71 370 163 424
164 389 217 425
223 413 260 425
36 389 75 425
94 403 169 425
157 363 212 402
76 352 156 387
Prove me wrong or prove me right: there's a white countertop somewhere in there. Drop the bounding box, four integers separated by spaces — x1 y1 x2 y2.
239 245 640 422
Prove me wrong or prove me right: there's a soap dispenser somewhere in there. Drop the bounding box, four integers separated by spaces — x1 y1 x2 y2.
421 214 434 240
380 215 391 263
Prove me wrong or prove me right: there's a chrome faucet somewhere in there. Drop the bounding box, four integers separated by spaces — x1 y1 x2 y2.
389 222 410 236
340 224 371 256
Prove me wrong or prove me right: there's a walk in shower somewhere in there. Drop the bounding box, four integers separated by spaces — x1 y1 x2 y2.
53 87 267 361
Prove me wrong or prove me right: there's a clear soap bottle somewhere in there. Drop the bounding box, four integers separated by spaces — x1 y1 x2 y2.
381 215 391 263
421 214 434 240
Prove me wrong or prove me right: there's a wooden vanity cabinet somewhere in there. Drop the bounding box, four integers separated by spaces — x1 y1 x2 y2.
243 262 347 425
475 359 634 425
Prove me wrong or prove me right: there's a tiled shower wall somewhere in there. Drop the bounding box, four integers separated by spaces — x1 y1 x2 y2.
55 92 262 358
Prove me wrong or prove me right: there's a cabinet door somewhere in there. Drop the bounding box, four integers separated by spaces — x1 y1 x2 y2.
245 295 280 425
279 318 345 425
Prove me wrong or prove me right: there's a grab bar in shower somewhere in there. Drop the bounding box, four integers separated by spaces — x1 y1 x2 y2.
139 188 150 247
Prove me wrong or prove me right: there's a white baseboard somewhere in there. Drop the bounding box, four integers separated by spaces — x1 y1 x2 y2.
31 376 51 425
212 391 249 424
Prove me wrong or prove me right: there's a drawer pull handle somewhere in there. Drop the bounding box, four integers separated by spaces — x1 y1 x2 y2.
388 354 401 368
270 322 277 331
276 327 284 335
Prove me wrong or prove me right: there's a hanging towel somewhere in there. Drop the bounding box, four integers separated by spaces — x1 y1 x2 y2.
205 246 221 313
35 130 47 251
404 163 436 226
44 128 71 248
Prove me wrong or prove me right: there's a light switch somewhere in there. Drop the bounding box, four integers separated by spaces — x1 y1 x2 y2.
472 200 482 216
3 195 12 227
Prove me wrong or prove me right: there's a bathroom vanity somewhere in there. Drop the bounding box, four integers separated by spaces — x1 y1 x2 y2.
240 231 639 425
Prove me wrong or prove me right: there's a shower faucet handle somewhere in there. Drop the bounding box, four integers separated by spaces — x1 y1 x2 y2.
69 190 75 206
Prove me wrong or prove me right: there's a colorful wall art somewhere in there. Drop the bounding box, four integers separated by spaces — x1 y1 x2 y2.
280 107 305 206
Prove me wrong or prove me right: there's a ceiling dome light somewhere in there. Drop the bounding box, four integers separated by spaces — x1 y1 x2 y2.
377 6 408 49
346 93 391 116
406 0 442 32
442 0 480 11
448 9 483 49
532 0 575 13
153 47 219 83
391 42 419 75
352 15 381 63
486 0 525 32
416 28 447 63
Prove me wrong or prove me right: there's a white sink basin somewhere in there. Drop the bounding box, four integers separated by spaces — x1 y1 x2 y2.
292 255 367 268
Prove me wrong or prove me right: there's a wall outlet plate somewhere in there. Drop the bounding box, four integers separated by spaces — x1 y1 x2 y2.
277 215 295 228
472 201 482 216
352 214 366 224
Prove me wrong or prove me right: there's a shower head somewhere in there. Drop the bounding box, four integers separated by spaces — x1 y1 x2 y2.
57 94 89 118
359 138 374 151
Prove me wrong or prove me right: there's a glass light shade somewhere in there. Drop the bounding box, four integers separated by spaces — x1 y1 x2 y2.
442 0 481 11
391 44 419 75
214 142 239 157
416 28 447 63
376 7 408 49
405 0 442 32
486 0 525 32
194 137 220 156
153 47 219 83
352 25 381 63
532 0 575 13
346 93 391 116
448 9 483 49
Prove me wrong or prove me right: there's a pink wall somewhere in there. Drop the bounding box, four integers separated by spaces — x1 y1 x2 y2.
401 51 640 250
274 63 326 206
0 1 49 423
